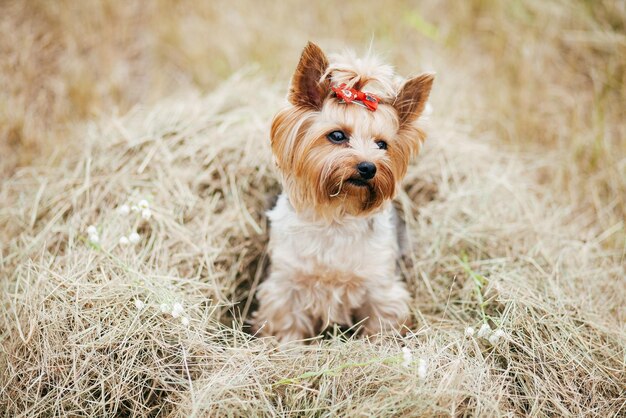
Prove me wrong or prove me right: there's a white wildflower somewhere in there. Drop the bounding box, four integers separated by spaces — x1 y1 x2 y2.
171 302 184 318
464 326 475 337
88 234 99 244
181 316 190 326
117 204 130 215
131 205 140 213
489 329 507 346
87 225 97 235
417 358 428 379
134 299 145 311
477 323 492 339
138 199 150 209
119 236 129 245
401 347 413 367
141 208 152 220
128 232 141 244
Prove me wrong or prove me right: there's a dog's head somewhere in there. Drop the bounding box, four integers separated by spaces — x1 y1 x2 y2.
271 42 434 219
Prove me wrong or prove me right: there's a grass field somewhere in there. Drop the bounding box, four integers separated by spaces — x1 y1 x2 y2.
1 0 625 416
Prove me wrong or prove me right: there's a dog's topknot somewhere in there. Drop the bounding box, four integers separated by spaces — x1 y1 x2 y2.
324 50 398 101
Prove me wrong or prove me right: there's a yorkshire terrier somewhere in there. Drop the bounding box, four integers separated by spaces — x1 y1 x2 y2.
253 42 434 342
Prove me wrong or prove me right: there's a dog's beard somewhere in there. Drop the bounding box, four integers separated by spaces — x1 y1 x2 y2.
313 161 396 216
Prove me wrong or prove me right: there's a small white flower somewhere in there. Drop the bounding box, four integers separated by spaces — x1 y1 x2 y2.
464 326 475 337
477 323 492 339
128 232 141 244
401 347 413 367
181 316 190 326
119 236 129 245
87 225 97 235
131 205 140 213
88 234 99 244
134 299 145 311
141 208 152 220
117 204 130 215
138 199 150 209
489 329 507 346
171 302 184 318
417 358 428 379
160 303 169 313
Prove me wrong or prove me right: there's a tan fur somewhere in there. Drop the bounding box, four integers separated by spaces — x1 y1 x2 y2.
254 43 434 342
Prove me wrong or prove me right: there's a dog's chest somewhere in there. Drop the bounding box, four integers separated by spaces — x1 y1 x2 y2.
267 195 398 281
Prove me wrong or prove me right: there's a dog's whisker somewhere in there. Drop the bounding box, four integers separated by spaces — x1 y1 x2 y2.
329 168 348 197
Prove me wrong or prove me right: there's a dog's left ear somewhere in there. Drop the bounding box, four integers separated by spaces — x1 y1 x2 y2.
288 42 330 110
393 73 435 127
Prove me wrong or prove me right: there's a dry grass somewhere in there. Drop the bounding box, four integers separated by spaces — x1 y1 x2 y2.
1 0 625 416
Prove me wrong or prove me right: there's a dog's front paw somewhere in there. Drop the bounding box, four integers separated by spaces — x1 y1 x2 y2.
358 280 411 336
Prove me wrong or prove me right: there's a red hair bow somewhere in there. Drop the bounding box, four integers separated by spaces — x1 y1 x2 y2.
331 83 379 111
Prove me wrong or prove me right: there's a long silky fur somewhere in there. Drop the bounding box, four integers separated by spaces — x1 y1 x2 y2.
254 43 433 342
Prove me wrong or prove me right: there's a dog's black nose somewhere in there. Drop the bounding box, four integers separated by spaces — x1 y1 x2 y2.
356 161 377 180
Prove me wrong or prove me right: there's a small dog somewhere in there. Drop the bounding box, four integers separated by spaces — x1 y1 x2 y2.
253 42 434 342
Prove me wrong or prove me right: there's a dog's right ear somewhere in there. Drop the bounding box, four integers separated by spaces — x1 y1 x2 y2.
288 42 330 110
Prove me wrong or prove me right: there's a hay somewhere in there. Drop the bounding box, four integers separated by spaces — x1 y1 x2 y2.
2 0 625 416
1 71 624 416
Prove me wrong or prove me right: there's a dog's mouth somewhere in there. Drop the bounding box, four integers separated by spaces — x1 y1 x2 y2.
346 177 370 187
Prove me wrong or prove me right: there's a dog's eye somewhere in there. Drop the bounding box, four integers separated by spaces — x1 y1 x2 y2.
375 140 388 150
327 130 348 144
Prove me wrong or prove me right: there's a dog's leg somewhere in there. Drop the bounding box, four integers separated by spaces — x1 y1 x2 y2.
357 278 411 335
253 270 315 343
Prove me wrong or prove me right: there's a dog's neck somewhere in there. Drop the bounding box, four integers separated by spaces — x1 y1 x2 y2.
281 193 391 227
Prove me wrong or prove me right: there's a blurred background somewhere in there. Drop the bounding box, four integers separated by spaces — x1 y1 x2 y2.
1 0 625 225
